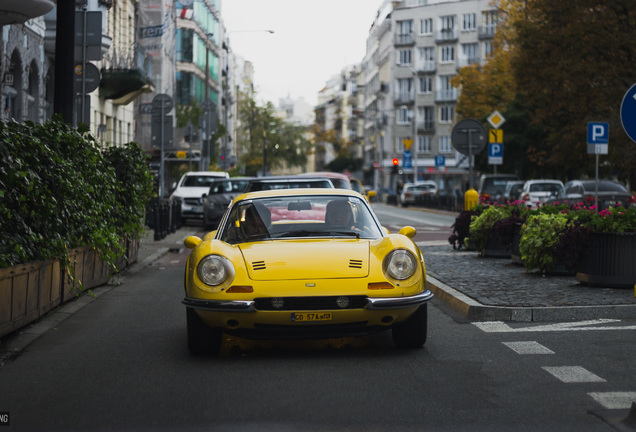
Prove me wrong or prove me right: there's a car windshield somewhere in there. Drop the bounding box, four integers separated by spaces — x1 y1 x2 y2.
183 175 222 187
482 177 518 193
209 180 250 194
529 183 563 193
218 195 383 244
329 178 350 189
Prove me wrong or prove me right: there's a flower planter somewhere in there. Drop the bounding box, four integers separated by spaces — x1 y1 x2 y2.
483 230 511 258
575 232 636 288
0 260 62 339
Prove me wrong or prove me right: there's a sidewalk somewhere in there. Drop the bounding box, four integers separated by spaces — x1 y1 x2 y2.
422 244 636 322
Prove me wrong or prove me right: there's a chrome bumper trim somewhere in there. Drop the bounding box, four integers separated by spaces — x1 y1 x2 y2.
366 290 434 310
183 297 255 312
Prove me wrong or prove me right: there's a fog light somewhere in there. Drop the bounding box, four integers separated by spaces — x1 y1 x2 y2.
271 298 284 309
336 296 350 308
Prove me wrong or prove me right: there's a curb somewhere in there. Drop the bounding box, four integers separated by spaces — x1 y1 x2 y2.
426 275 636 323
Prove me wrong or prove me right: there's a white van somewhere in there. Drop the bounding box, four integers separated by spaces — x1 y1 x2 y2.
170 171 229 221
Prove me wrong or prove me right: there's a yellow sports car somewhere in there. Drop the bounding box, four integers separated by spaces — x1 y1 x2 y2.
182 188 432 354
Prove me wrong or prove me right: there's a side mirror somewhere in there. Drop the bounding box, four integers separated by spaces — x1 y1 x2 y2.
398 226 416 239
184 236 202 249
367 190 377 199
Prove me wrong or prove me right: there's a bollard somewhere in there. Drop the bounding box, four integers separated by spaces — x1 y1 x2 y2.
464 188 479 211
153 201 162 241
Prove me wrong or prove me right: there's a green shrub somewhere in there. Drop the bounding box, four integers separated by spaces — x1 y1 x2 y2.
519 213 568 273
0 118 154 270
468 205 511 252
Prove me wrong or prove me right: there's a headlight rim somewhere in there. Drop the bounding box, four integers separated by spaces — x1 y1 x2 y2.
383 249 418 281
197 254 235 287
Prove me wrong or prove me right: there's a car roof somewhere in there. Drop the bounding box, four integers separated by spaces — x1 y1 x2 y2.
249 175 332 182
233 187 365 203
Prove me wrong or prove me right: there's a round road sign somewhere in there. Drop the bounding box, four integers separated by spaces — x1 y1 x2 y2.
620 83 636 143
451 119 487 156
152 93 174 114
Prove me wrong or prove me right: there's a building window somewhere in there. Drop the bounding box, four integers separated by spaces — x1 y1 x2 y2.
439 15 456 33
418 46 435 71
440 105 454 123
439 135 452 153
420 18 433 35
461 43 479 66
398 49 412 66
396 20 413 44
482 41 493 58
395 78 414 103
462 13 476 31
418 76 432 94
419 106 434 130
418 135 431 154
397 106 410 125
440 45 455 63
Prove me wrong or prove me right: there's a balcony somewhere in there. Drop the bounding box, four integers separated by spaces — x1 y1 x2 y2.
435 29 458 43
457 57 481 69
394 33 414 46
394 92 415 105
435 89 458 102
99 44 154 105
0 0 53 25
417 120 435 133
478 25 496 39
414 60 436 74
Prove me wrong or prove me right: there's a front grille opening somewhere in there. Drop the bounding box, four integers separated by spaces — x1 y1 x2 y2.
254 295 367 311
252 261 266 271
349 259 363 269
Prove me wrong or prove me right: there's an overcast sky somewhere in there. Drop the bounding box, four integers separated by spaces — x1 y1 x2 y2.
221 0 384 106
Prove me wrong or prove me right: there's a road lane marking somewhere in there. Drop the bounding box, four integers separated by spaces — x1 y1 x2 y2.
417 241 450 247
474 319 636 333
503 341 555 355
589 392 636 409
543 366 606 383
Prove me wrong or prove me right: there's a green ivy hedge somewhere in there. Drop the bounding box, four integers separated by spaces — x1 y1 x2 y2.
0 118 155 269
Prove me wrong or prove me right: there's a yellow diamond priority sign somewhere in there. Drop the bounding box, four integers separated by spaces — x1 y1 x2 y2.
487 111 506 129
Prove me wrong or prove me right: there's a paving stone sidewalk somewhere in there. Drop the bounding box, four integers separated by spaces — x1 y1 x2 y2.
420 244 636 322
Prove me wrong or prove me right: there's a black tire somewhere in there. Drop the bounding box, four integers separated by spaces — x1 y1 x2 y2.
392 304 428 349
186 308 222 355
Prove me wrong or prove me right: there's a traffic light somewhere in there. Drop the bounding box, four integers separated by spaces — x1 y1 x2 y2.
392 158 399 174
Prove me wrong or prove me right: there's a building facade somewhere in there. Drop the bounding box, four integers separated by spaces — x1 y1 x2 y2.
361 0 498 194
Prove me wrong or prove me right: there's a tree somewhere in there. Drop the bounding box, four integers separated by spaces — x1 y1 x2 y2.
236 90 312 176
511 0 636 182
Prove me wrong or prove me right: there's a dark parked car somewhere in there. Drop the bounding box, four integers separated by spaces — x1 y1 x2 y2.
202 177 255 229
244 175 334 192
546 179 635 210
477 174 520 203
503 180 525 203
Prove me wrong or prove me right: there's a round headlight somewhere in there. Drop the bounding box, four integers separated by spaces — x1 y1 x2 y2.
197 255 234 286
384 250 418 280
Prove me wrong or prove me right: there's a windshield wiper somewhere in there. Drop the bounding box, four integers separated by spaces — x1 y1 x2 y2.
326 231 360 238
275 230 321 238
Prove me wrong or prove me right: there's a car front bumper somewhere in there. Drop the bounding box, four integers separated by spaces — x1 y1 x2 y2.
182 289 433 312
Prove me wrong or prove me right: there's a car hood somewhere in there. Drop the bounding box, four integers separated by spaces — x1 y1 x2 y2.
239 240 370 280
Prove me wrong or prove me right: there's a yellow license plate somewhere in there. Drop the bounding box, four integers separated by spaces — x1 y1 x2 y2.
291 312 332 322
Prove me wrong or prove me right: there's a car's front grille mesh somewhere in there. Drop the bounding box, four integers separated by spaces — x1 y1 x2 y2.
253 296 368 311
184 198 201 205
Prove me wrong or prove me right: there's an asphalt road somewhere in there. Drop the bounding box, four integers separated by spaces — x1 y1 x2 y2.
0 204 634 431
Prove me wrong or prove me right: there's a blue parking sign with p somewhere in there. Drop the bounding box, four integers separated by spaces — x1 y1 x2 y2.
587 122 609 154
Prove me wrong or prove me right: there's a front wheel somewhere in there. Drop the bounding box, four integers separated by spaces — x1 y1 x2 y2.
186 308 222 355
392 304 428 349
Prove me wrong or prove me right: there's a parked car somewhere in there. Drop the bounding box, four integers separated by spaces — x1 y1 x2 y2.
170 171 230 222
546 179 636 210
244 175 334 192
399 181 438 207
182 188 432 354
298 171 351 189
202 177 255 229
477 174 520 203
520 179 564 209
503 180 525 203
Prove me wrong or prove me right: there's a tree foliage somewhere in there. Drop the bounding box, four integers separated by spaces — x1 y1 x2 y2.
454 0 636 185
236 90 312 176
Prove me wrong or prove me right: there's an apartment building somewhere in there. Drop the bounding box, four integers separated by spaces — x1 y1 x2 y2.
364 0 498 193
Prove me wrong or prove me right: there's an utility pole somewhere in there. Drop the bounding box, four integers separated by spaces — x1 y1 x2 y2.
53 0 75 123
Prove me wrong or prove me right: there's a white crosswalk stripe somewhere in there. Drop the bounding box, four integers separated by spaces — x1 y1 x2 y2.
502 341 555 355
588 392 636 409
542 366 606 383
